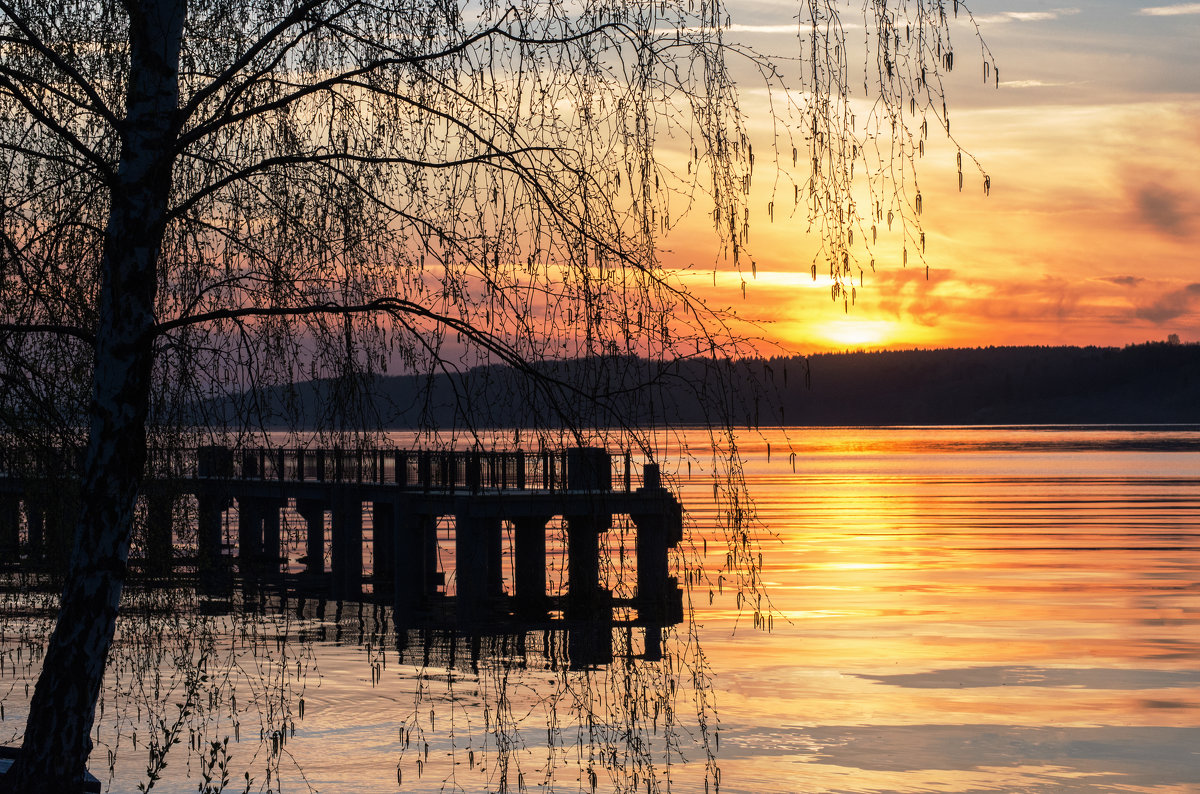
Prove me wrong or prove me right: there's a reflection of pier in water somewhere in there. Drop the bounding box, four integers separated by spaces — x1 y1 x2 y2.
1 446 684 667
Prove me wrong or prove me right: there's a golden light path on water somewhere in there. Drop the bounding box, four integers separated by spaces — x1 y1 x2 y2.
685 426 1200 793
2 425 1199 793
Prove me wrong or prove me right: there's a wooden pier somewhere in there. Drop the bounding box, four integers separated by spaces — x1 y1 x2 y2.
0 446 685 645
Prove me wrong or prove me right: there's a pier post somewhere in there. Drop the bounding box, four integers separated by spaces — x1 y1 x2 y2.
632 467 684 624
241 449 259 478
632 511 668 621
0 497 19 558
145 490 175 576
24 499 44 560
565 513 611 614
513 516 550 616
394 512 436 622
42 485 76 566
196 447 233 571
372 500 396 586
198 445 233 479
296 498 326 574
196 493 227 571
454 512 501 621
237 496 264 560
261 498 284 567
331 495 363 600
567 447 611 492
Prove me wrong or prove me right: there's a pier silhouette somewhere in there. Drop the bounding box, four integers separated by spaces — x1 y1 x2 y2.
1 444 684 667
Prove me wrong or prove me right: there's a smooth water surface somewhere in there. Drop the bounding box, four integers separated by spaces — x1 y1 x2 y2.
2 425 1198 793
690 425 1200 793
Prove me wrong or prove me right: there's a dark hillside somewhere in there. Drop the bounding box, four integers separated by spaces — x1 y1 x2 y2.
210 343 1200 429
783 343 1200 424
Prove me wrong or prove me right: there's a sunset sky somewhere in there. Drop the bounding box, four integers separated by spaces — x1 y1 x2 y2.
666 1 1200 354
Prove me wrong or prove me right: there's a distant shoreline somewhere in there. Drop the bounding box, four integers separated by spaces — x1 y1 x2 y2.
207 343 1200 429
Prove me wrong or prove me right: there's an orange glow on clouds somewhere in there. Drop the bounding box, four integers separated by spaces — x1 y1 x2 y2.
660 6 1200 354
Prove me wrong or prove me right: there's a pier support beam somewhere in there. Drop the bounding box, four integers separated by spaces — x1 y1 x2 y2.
372 501 396 586
454 513 502 622
144 491 175 576
631 511 669 622
0 497 19 558
43 489 74 567
261 500 283 566
513 516 550 617
331 496 363 600
632 468 684 624
24 499 45 560
296 498 326 574
393 512 437 622
196 493 228 571
236 497 284 570
566 514 610 615
237 497 263 561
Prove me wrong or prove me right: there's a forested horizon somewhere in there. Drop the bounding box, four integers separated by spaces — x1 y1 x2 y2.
206 341 1200 431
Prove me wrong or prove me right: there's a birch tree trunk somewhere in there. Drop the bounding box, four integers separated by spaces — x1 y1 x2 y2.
3 1 184 789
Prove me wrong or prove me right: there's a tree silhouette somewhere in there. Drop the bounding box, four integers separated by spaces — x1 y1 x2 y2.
0 0 989 789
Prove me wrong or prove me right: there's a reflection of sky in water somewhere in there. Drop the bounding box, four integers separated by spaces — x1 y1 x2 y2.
684 426 1200 793
3 426 1198 792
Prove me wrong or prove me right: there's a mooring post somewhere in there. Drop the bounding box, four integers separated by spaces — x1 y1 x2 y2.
330 495 363 600
296 498 326 574
643 626 663 662
513 515 550 617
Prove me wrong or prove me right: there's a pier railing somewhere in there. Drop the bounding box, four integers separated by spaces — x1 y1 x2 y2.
3 445 646 493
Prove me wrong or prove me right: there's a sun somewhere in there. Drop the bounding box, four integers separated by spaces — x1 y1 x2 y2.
814 318 904 350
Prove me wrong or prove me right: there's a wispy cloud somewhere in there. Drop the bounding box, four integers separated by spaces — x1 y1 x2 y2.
695 23 865 35
1001 79 1081 88
973 8 1080 24
1135 284 1200 323
725 24 803 34
1097 276 1146 288
1133 183 1194 237
1139 3 1200 15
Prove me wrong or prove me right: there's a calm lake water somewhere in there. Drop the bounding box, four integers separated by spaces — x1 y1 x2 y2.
3 425 1199 793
